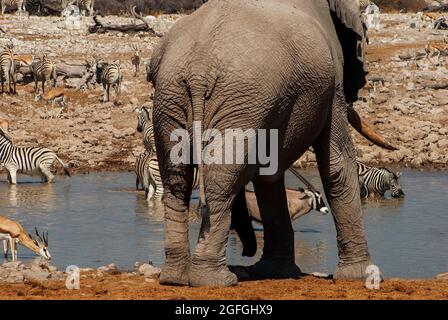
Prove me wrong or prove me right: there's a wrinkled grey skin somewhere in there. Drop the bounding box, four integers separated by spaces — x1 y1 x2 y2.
149 0 376 287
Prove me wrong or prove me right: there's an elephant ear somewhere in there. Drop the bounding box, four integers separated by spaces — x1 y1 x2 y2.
327 0 368 103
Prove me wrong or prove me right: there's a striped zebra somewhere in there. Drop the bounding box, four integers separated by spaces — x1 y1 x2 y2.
136 106 156 153
1 0 25 14
0 128 71 184
0 44 16 94
31 54 57 95
135 151 165 200
76 0 93 16
95 61 122 102
356 161 404 198
146 157 199 201
135 151 152 198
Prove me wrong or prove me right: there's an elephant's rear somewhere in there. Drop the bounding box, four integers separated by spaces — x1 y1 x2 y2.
150 0 337 177
150 0 337 130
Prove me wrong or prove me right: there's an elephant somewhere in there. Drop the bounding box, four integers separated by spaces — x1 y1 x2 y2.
149 0 397 287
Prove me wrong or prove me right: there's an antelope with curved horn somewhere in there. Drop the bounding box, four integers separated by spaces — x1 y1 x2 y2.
0 216 51 261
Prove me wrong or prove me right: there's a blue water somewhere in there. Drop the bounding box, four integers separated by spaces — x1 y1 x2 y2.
0 169 447 278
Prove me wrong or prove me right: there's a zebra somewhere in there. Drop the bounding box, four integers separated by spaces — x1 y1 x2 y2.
135 151 167 200
76 0 93 16
95 61 122 102
0 43 16 94
0 128 71 184
31 54 57 95
1 0 25 15
135 151 152 199
356 161 404 199
136 106 156 153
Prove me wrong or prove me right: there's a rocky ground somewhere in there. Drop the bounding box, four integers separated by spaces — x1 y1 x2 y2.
0 260 447 300
0 14 180 174
0 13 446 175
296 13 448 169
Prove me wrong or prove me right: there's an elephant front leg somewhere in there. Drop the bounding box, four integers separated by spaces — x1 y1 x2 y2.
251 176 301 279
314 97 375 280
231 189 257 257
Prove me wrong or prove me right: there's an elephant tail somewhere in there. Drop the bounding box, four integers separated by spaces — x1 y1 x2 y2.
191 93 210 237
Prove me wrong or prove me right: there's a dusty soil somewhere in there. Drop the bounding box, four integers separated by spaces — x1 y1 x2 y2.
0 13 446 176
0 273 447 300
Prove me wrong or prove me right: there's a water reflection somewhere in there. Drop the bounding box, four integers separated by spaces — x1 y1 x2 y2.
0 170 446 278
5 183 57 210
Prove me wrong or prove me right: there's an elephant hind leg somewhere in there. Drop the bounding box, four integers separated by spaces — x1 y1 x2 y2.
159 164 194 286
250 175 301 279
313 93 374 280
188 166 247 287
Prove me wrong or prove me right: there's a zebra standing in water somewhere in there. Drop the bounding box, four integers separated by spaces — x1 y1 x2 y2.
135 106 160 199
356 161 404 199
135 150 199 200
0 128 71 184
1 0 25 15
32 54 57 95
0 43 16 94
136 106 156 153
95 61 122 102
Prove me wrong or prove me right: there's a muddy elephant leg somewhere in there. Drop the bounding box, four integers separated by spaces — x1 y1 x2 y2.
159 165 194 286
251 175 301 279
231 188 257 257
188 168 240 287
313 93 374 280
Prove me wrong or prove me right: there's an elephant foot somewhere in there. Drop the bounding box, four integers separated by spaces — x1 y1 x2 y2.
159 265 189 286
333 259 380 280
251 259 302 279
189 265 238 287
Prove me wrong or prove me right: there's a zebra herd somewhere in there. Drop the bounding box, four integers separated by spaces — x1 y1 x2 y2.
0 40 125 104
1 0 94 16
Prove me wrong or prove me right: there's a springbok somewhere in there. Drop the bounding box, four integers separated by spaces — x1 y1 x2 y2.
425 42 448 64
0 216 51 261
131 44 141 77
35 87 66 118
